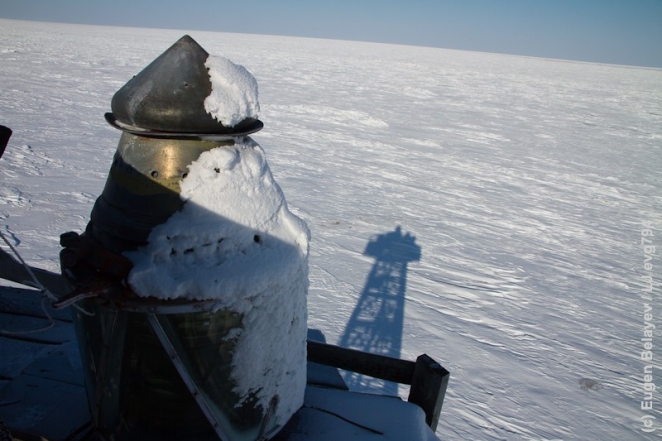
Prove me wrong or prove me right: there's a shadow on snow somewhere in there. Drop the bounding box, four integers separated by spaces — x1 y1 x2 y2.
338 226 421 396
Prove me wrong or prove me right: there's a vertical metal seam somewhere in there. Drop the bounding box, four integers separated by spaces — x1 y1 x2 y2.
146 313 232 441
257 395 279 440
94 309 117 427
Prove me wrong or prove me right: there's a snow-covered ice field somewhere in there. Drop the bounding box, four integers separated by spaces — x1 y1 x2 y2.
1 19 661 440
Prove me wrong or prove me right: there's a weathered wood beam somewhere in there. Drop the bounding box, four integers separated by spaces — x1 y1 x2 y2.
307 339 415 385
306 339 450 431
407 354 450 431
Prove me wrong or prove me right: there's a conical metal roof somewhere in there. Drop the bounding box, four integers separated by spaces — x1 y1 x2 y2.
108 35 262 136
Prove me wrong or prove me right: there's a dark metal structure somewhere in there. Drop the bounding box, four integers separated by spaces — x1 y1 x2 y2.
110 35 262 136
58 36 285 441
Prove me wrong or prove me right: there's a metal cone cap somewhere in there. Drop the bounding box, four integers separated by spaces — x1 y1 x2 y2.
110 35 262 135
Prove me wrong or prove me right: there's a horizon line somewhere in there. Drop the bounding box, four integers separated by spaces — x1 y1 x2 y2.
2 17 661 72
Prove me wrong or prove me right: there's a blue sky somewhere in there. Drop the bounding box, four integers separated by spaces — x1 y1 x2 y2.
2 0 661 68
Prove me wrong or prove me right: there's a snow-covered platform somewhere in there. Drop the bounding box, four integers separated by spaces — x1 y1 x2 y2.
0 282 444 440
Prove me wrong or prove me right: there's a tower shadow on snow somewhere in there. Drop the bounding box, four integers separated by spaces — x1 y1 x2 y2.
338 226 421 396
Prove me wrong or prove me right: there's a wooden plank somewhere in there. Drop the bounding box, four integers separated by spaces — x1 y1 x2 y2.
0 337 57 379
0 312 75 345
23 345 84 387
307 341 450 431
407 354 449 431
0 286 72 322
0 374 90 441
0 248 68 297
307 340 415 385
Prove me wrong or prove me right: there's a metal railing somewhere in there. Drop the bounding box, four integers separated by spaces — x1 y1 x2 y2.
307 339 449 430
